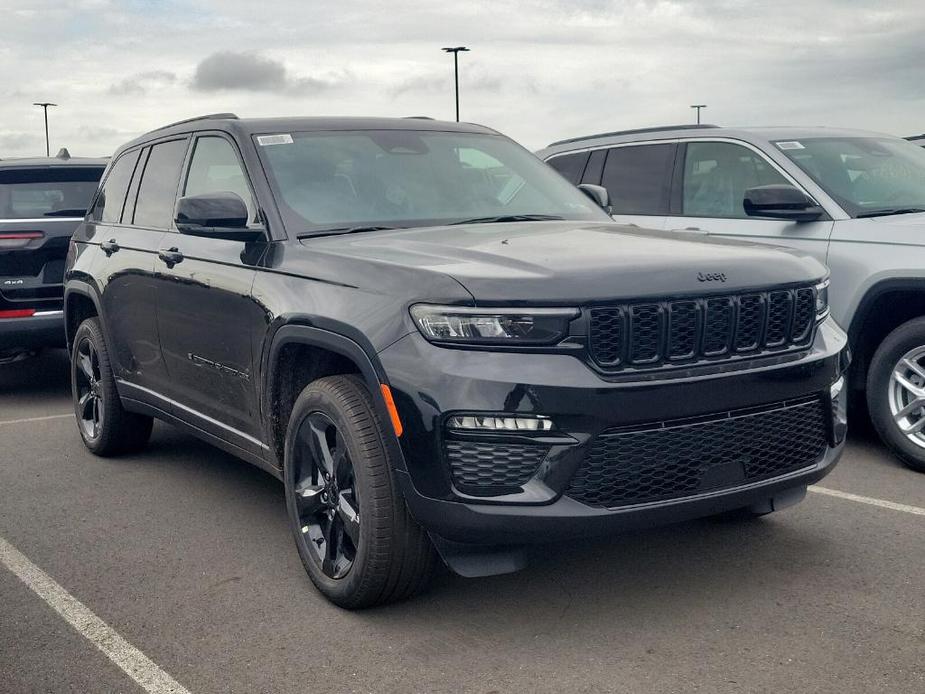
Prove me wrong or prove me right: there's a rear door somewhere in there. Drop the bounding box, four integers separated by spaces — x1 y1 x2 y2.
153 133 268 449
94 139 187 397
593 143 675 231
666 140 833 264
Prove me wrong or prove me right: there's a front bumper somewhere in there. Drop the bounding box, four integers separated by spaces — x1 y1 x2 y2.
0 310 65 352
378 317 848 545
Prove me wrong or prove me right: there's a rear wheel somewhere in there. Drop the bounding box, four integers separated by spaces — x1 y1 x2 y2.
71 317 153 456
283 375 438 608
868 317 925 472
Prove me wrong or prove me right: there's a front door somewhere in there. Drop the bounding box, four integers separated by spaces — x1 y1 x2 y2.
666 141 833 265
153 134 268 450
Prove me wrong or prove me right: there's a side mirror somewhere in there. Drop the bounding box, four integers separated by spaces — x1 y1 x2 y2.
578 184 612 214
175 192 264 241
743 184 824 223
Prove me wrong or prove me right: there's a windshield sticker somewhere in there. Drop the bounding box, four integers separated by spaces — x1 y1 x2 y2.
257 134 293 146
776 141 805 150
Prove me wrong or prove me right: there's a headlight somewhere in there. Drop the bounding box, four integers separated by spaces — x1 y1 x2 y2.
410 304 578 345
815 279 830 317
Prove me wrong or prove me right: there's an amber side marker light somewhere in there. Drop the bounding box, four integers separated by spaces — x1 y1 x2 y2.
379 384 403 437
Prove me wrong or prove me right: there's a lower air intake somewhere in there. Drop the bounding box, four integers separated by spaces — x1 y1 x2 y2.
566 398 828 508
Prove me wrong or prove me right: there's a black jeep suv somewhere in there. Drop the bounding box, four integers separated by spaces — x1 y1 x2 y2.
0 151 105 361
65 114 848 607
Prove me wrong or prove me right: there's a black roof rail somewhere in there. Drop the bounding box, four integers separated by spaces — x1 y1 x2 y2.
404 116 435 120
150 112 239 133
548 124 720 148
906 134 925 141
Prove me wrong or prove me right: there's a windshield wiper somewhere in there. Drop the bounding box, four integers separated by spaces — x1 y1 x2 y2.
298 225 397 239
43 208 87 217
856 207 925 218
448 214 564 225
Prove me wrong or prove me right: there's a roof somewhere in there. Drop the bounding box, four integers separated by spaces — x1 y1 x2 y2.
0 155 108 169
539 125 901 157
120 114 498 151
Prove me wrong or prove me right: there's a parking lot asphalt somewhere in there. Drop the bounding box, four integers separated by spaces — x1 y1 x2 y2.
1 350 923 694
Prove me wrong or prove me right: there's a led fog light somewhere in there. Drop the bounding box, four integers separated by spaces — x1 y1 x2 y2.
446 414 554 432
830 376 847 444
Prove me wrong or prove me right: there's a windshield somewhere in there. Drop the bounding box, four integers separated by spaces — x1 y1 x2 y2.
773 137 925 218
254 130 609 234
0 167 103 220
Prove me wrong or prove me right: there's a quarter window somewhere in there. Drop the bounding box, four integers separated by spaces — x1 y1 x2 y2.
682 142 790 219
94 150 139 223
601 144 674 215
184 137 257 223
132 139 188 229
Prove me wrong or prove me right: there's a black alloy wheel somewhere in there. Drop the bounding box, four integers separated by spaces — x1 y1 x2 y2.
74 336 104 442
283 375 438 608
291 412 361 579
70 317 153 456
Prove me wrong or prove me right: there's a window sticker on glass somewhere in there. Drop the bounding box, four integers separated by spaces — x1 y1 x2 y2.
776 141 805 150
257 134 294 146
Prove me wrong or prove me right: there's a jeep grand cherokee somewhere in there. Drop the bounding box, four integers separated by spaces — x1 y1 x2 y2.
0 150 105 361
65 114 848 607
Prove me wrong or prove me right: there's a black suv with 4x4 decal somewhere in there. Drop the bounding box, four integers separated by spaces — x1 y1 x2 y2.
0 150 105 361
65 114 848 607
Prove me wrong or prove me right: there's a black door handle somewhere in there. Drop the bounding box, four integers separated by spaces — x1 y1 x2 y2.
100 239 120 256
157 247 184 267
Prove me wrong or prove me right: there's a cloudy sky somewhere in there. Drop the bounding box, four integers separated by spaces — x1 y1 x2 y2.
1 0 924 158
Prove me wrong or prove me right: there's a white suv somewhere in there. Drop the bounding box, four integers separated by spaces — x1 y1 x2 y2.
539 125 925 472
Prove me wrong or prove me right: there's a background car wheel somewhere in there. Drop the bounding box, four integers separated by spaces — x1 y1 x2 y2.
284 375 438 609
867 317 925 472
71 317 153 456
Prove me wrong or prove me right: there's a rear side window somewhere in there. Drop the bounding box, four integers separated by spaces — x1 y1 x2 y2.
0 167 103 220
94 150 139 223
547 152 590 184
132 139 189 229
601 144 675 215
682 142 790 219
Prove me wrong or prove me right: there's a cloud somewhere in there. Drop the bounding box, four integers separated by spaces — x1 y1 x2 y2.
108 70 177 96
2 0 925 157
0 132 41 152
390 68 503 97
190 51 343 94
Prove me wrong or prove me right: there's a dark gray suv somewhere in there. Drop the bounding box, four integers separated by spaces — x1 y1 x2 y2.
0 150 105 362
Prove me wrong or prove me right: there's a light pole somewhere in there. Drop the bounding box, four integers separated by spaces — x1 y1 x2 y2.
690 104 707 125
33 102 57 156
441 46 469 122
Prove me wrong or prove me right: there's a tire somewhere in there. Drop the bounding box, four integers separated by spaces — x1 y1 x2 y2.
283 375 438 608
71 317 153 456
867 317 925 472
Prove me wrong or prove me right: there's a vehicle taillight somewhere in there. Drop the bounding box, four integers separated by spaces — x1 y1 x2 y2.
0 309 36 319
0 231 43 249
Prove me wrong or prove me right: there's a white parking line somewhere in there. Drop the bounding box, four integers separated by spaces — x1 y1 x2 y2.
0 535 192 694
809 486 925 517
0 413 72 426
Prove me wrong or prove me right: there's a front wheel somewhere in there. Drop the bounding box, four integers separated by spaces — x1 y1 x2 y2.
867 317 925 472
283 375 438 608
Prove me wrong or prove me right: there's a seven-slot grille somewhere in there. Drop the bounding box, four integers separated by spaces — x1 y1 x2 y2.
589 286 816 369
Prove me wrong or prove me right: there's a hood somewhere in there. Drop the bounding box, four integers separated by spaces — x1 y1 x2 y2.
303 221 827 304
